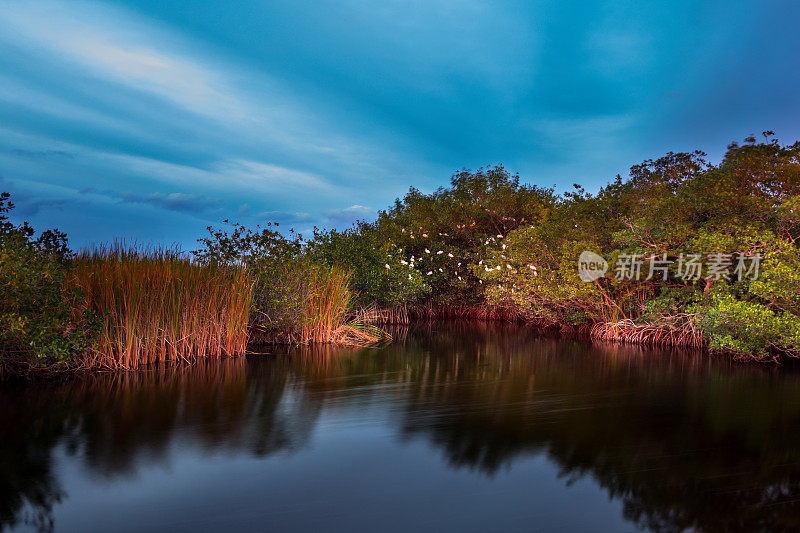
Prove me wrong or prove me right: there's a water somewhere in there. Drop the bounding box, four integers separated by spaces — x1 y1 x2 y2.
3 323 800 532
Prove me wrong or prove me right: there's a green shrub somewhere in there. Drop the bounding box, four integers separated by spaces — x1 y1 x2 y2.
0 193 97 366
693 289 800 359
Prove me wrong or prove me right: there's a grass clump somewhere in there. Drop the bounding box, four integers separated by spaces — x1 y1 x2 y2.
74 244 252 370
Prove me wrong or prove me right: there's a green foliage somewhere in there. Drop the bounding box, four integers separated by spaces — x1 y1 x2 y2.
294 138 799 360
379 165 556 307
308 221 429 307
693 288 800 359
748 239 800 314
5 133 800 363
0 193 97 366
477 225 606 324
194 220 308 333
466 136 800 358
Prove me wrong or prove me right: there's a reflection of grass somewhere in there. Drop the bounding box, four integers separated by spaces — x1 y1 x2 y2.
74 244 252 369
5 326 800 531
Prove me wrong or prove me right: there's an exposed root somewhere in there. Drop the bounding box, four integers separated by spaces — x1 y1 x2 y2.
590 314 707 349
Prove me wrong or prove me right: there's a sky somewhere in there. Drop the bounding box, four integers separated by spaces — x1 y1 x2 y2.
1 0 799 248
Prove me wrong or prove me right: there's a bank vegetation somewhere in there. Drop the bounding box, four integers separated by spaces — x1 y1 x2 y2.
2 133 799 370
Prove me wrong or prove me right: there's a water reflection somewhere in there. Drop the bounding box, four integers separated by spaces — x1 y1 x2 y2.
3 323 800 531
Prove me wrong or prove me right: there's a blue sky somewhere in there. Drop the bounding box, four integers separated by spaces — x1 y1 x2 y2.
1 0 799 248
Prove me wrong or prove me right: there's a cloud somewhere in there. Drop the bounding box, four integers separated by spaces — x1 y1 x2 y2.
7 148 75 160
323 204 374 224
3 0 792 250
235 203 311 224
73 186 224 216
218 160 333 192
0 175 75 216
0 1 246 120
13 197 73 216
0 0 437 248
257 211 313 224
119 192 224 214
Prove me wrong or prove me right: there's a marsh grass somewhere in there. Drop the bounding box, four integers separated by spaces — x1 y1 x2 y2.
250 266 387 346
73 244 252 369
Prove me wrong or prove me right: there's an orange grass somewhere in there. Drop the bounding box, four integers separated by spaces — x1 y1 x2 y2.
73 244 253 369
299 267 387 346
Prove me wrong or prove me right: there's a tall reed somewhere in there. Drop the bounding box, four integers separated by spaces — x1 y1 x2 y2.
73 244 252 369
299 266 387 346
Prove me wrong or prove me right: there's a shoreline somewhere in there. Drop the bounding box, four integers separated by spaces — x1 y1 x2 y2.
3 313 788 380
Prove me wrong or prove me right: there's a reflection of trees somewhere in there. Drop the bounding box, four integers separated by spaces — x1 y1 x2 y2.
0 382 66 533
0 358 320 531
392 325 800 532
5 323 800 531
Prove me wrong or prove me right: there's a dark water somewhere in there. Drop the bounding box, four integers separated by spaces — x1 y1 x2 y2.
4 324 800 532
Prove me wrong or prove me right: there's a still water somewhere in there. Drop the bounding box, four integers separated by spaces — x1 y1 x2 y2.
4 323 800 532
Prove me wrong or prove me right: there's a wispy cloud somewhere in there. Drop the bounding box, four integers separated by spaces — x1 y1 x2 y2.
0 0 424 246
0 1 246 120
0 174 75 216
324 204 374 224
119 192 223 214
7 148 75 160
217 160 333 192
236 203 312 223
1 0 797 248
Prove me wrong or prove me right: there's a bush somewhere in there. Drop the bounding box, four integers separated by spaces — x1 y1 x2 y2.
0 193 96 367
694 289 800 360
194 220 382 344
308 221 429 307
